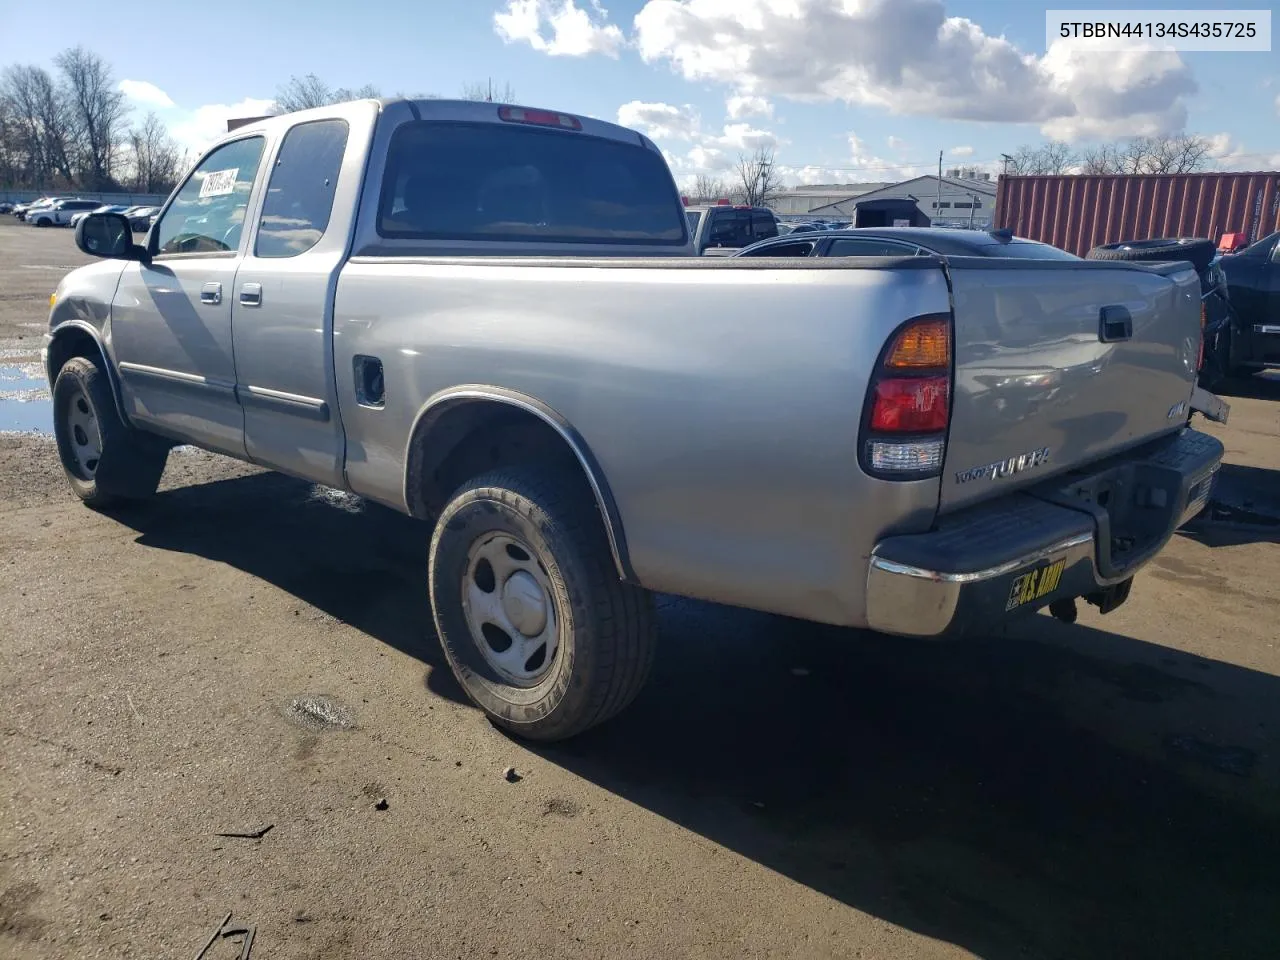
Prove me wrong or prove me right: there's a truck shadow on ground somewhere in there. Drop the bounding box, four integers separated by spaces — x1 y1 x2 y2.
117 469 468 705
117 471 1280 960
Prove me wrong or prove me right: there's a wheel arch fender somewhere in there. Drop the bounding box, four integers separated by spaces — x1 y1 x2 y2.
403 386 635 582
46 321 129 425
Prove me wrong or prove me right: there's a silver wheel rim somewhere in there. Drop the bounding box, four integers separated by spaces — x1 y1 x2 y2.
64 384 103 479
461 532 559 685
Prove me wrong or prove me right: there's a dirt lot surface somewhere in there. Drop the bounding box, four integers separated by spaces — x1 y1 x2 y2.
2 219 1280 959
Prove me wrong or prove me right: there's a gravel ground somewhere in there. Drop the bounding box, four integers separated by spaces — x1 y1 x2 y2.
3 220 1280 960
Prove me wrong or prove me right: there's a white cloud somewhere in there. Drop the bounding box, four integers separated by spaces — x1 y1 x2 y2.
1037 41 1194 140
949 145 975 156
717 122 777 151
119 79 174 108
616 99 780 180
726 94 772 119
616 100 701 139
887 135 907 151
1204 133 1280 172
494 0 624 57
168 97 277 153
631 0 1197 143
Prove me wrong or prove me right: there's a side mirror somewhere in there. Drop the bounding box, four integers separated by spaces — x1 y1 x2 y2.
76 213 147 261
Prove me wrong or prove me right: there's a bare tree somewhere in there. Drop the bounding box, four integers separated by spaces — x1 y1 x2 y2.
460 80 517 103
275 74 333 112
275 74 381 112
127 112 184 193
333 83 381 102
689 174 730 203
1079 142 1121 175
733 146 782 207
1006 140 1076 175
1 64 75 187
56 46 128 188
1022 133 1213 176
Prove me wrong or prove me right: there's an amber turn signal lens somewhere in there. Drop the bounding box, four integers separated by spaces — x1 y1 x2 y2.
885 318 949 368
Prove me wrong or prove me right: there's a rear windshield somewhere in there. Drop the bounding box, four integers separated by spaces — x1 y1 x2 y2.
378 121 687 245
981 239 1079 260
686 210 702 234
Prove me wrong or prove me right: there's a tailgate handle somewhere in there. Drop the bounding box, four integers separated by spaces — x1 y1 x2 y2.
1098 305 1133 343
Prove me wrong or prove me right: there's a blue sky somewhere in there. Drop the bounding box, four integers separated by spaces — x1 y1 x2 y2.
2 0 1276 185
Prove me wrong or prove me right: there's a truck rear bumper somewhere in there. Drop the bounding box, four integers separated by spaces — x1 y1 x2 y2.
866 428 1222 637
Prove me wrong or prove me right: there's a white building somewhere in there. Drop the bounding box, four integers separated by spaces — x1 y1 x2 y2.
806 173 997 228
770 183 893 217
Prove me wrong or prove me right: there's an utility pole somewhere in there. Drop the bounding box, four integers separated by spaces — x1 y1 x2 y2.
936 150 943 224
1001 153 1013 176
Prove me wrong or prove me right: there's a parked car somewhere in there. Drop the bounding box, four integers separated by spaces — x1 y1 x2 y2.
50 97 1226 742
70 204 129 228
734 226 1082 260
14 197 63 221
126 206 160 233
0 201 14 215
1215 231 1280 378
26 198 102 227
685 202 778 255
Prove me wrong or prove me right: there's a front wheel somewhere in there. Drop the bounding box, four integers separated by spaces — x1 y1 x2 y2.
52 357 169 507
429 466 657 741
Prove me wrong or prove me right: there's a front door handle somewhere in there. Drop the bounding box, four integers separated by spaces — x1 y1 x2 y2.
199 282 222 305
1099 305 1133 343
240 283 262 307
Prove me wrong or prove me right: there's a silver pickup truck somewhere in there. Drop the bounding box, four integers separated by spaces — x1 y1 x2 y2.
46 98 1226 740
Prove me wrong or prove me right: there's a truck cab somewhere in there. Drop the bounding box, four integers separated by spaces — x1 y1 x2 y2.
685 202 778 256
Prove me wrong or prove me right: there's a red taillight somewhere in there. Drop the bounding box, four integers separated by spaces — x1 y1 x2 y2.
497 106 582 130
860 314 953 478
869 376 950 432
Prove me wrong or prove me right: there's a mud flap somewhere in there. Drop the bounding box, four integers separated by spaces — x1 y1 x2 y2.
1190 385 1229 424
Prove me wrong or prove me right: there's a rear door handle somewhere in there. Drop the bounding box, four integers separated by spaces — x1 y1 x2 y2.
199 282 222 305
1099 305 1133 343
240 283 262 307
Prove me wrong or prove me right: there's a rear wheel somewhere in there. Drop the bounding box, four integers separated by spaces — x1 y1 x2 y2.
429 466 656 741
52 357 169 507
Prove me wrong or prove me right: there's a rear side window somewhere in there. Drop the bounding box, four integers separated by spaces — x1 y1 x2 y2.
981 240 1079 260
256 119 350 258
708 211 751 248
828 238 921 257
751 212 778 241
378 121 686 245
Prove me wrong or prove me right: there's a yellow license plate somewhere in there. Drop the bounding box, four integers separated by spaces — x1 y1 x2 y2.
1005 558 1067 611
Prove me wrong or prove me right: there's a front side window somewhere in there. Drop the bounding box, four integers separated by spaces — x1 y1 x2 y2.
256 119 350 258
739 240 814 258
378 120 686 245
155 136 265 256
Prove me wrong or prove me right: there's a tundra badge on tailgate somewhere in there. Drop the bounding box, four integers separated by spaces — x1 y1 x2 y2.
955 447 1051 484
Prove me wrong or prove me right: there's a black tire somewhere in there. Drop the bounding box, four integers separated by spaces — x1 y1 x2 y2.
52 356 169 508
1085 237 1216 273
35 217 51 228
429 466 657 742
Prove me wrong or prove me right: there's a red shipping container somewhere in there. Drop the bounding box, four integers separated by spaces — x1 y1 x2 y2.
995 172 1280 257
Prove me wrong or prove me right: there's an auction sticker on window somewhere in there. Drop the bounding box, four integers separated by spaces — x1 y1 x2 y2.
199 168 239 198
1006 558 1067 611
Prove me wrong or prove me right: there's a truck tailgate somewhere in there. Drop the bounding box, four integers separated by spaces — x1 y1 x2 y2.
941 259 1201 512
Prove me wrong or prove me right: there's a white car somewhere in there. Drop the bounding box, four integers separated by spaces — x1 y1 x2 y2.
26 199 102 227
69 204 129 228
